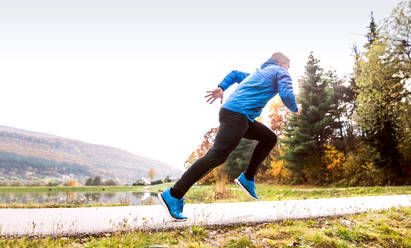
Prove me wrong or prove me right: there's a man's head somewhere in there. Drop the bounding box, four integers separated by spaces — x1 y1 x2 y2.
271 52 290 70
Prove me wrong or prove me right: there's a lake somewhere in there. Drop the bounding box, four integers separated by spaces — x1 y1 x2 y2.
0 191 160 206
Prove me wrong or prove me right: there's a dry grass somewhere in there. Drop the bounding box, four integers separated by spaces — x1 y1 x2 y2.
212 176 233 200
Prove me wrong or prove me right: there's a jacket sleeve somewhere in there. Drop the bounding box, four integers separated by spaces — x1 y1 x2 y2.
277 69 298 112
218 70 250 90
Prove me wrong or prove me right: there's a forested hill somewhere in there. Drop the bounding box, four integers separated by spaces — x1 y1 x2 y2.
0 126 181 183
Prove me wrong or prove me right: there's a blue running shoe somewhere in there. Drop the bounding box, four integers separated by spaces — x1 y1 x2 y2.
158 188 188 221
234 172 258 200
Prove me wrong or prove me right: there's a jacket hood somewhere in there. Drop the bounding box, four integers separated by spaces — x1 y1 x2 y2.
260 58 279 69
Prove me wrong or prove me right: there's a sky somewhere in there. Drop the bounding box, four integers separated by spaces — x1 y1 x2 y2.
0 0 403 171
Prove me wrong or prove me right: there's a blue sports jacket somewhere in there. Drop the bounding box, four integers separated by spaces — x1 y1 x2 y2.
218 58 298 122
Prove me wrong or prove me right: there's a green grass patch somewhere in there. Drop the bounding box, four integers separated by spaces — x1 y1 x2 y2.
184 184 411 204
1 207 409 247
223 237 254 248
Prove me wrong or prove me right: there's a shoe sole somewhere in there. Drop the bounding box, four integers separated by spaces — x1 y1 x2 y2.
234 178 258 200
157 192 187 222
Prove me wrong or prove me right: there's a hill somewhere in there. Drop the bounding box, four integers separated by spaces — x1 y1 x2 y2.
0 126 181 183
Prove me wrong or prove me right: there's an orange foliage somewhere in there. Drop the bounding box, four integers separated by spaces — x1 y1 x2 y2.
268 97 290 136
197 127 219 158
184 127 223 184
148 168 156 180
63 179 78 186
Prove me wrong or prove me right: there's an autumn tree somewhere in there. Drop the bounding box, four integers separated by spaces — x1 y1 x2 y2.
259 98 291 182
353 1 410 184
268 97 290 139
184 127 222 184
63 179 78 187
147 168 156 180
355 40 407 182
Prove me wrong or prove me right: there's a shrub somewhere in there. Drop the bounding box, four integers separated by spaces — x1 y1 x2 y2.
339 145 386 186
266 158 292 184
104 179 117 186
322 143 346 184
47 181 60 186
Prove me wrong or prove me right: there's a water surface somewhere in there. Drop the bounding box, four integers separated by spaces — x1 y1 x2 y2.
0 191 160 206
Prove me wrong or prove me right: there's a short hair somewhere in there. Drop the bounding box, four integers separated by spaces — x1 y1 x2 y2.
271 52 290 65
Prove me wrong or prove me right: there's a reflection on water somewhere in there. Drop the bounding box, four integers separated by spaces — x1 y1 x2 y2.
0 191 160 206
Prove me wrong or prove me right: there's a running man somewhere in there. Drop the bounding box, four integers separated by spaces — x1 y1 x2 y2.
159 52 300 221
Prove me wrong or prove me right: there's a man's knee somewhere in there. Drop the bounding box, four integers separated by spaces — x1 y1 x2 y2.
263 133 277 149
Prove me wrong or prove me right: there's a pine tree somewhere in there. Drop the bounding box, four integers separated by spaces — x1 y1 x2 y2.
327 71 357 152
224 138 256 180
366 11 378 46
280 53 334 184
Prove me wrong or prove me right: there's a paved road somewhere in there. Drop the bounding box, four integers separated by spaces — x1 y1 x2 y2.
0 195 409 237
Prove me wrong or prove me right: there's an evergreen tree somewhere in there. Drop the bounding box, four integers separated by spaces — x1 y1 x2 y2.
327 71 357 152
366 11 378 46
224 138 256 180
280 53 334 184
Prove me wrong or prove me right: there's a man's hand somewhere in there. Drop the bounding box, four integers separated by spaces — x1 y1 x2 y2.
205 87 224 104
296 104 302 115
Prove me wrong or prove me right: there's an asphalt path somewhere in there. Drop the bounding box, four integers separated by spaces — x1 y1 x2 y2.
0 195 409 237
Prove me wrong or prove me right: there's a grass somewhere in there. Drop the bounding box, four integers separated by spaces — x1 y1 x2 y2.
183 184 411 204
0 207 409 247
0 184 409 208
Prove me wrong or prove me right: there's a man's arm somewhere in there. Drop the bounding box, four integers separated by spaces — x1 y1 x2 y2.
277 69 298 112
217 70 250 91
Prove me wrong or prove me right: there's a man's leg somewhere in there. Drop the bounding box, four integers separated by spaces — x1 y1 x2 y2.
242 120 277 180
171 108 249 199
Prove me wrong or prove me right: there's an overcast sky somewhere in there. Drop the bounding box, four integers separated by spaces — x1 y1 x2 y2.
0 0 402 170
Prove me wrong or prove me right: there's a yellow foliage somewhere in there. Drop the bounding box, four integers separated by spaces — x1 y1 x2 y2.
323 143 345 170
266 158 292 184
322 143 345 182
340 151 385 186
